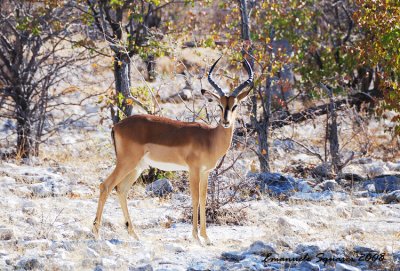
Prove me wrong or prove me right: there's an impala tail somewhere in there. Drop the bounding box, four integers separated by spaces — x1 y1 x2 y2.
111 128 117 156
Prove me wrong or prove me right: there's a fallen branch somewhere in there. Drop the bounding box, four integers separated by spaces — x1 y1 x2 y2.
270 92 375 129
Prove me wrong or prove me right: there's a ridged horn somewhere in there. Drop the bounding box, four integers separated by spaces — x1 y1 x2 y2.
231 58 254 97
208 56 226 97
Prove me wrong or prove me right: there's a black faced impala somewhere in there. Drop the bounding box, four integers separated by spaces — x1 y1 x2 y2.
92 57 254 245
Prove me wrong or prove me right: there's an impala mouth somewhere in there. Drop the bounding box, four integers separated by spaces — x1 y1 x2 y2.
222 121 231 128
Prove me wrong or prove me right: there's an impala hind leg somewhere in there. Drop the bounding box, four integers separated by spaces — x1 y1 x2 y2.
199 171 211 245
189 168 201 244
92 162 135 238
115 168 143 239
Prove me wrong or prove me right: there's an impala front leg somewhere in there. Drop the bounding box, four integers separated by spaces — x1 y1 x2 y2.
189 168 201 244
199 171 211 245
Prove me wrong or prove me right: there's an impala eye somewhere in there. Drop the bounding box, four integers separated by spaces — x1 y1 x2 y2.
232 105 238 111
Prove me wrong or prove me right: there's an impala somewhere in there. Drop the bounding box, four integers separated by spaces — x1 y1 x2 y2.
92 56 254 245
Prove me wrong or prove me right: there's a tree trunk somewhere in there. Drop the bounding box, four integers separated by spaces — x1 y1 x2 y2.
328 90 341 174
320 83 341 174
16 119 32 158
238 0 271 172
239 0 250 41
113 53 133 123
256 114 270 172
145 54 156 81
260 70 273 172
15 95 32 158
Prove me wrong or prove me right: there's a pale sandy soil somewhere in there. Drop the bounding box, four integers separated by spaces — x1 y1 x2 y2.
0 46 399 270
0 155 399 270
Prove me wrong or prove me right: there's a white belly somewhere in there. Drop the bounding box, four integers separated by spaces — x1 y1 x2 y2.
142 153 188 171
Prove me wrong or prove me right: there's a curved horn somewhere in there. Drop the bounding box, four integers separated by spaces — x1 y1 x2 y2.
208 56 225 97
231 58 254 97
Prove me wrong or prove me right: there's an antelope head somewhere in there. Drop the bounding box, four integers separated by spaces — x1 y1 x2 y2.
202 57 254 128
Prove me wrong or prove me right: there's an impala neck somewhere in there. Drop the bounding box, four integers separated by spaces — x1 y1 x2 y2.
214 122 235 156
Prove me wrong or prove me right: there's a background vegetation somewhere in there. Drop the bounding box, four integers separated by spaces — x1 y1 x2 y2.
1 0 399 172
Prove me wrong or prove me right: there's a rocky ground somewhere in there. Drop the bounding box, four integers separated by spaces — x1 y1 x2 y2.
0 49 399 270
0 149 399 270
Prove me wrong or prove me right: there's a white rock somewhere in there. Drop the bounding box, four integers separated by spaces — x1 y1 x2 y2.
382 190 400 203
351 207 368 218
145 178 173 197
102 257 119 269
364 164 385 177
0 176 16 188
321 179 338 191
297 181 313 193
87 247 99 257
188 262 210 271
365 183 376 193
353 198 370 206
171 193 190 202
290 191 333 201
294 244 321 257
129 263 154 271
387 162 400 172
245 241 276 256
353 157 373 164
22 156 40 166
240 257 265 270
22 201 37 215
335 263 361 271
336 207 350 218
29 179 70 197
0 228 14 240
278 217 311 232
15 186 32 197
54 260 74 271
164 243 185 253
299 261 320 271
17 257 42 270
179 88 192 100
353 191 369 197
332 192 350 201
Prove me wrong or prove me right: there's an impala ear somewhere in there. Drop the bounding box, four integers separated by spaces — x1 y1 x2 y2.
201 88 221 102
236 87 252 101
